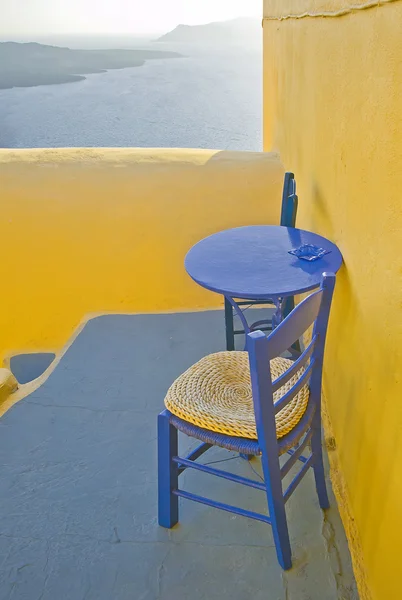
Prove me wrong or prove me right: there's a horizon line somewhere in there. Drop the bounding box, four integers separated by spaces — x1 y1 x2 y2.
0 16 261 38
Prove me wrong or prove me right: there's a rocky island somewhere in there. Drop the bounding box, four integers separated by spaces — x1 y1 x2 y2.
156 18 261 45
0 42 183 90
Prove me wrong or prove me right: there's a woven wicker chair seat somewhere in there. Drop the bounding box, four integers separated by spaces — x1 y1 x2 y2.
165 351 309 440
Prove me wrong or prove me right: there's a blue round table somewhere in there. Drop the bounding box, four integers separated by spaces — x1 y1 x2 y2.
185 225 343 334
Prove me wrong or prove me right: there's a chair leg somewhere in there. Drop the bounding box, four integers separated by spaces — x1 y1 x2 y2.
311 425 330 510
240 453 253 461
261 451 292 570
224 297 235 351
158 411 179 528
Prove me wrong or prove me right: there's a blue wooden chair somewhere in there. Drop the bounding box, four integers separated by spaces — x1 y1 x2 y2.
224 172 298 351
158 273 336 570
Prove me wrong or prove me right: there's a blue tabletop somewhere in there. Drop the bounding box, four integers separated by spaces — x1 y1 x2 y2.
185 226 343 299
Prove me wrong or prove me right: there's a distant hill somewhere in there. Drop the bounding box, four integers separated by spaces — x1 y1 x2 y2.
156 18 261 45
0 42 183 90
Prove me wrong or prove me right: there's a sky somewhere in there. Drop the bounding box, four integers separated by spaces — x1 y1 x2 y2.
0 0 262 36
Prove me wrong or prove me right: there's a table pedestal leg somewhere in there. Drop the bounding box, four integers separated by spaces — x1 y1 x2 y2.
226 296 284 351
271 298 283 330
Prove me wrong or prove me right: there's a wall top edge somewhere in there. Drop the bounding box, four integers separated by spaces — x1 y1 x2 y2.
263 0 398 21
0 147 281 166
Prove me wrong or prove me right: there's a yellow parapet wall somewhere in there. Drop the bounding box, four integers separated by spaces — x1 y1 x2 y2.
0 148 284 365
263 1 402 598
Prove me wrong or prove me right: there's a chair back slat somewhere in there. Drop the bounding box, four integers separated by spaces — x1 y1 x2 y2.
265 290 323 360
274 360 315 415
271 335 317 393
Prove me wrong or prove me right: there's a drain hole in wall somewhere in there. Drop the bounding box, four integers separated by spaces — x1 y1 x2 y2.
10 353 56 384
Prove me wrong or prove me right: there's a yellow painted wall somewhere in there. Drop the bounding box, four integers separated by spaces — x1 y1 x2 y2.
263 1 402 598
0 148 283 365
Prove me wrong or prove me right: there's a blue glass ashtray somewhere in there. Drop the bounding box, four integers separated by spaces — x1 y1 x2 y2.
289 244 331 262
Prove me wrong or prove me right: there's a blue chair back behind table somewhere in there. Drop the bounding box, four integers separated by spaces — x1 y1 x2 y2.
225 172 299 351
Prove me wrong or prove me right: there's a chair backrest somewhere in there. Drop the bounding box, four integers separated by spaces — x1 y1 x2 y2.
247 273 336 442
280 172 298 228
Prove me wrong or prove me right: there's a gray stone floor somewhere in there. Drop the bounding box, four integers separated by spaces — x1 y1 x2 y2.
0 311 358 600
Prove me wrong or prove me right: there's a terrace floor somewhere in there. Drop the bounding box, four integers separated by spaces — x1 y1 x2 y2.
0 311 358 600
